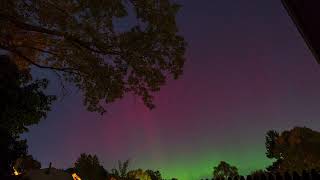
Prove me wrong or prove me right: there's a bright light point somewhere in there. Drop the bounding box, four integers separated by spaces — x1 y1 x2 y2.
72 173 82 180
13 167 20 176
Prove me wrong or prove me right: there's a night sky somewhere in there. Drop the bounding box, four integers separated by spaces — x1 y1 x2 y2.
23 1 320 180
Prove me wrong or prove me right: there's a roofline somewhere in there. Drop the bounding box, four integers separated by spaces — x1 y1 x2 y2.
281 0 320 64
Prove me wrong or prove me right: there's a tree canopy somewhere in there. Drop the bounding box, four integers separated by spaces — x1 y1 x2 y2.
265 127 320 174
0 0 186 114
74 153 108 180
213 161 239 179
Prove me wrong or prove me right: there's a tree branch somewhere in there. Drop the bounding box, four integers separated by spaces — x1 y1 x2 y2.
45 0 72 18
16 45 61 57
0 12 121 56
0 44 80 74
51 70 70 99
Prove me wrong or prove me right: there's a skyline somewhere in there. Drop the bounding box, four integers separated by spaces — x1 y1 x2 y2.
22 1 320 180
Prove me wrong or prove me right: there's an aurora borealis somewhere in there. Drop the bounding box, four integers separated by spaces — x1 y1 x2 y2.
23 1 320 180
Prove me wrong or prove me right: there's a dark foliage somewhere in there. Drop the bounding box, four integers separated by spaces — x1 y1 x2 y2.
0 130 27 176
268 173 275 180
292 171 300 180
213 161 239 180
302 170 310 180
283 172 291 180
0 55 56 135
0 0 186 114
74 153 108 180
265 127 320 173
275 172 283 180
14 155 41 173
0 55 54 176
146 169 162 180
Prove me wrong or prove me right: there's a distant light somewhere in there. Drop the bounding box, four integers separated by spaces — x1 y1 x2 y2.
72 173 82 180
13 167 20 176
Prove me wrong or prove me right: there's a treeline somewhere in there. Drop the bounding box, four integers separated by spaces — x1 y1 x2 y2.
203 169 320 180
65 154 163 180
68 126 320 180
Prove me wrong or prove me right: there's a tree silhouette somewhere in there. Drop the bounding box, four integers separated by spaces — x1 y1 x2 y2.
260 173 267 180
0 0 186 114
252 174 259 180
74 153 108 180
13 155 41 174
145 170 162 180
128 169 152 180
246 175 252 180
0 55 54 176
250 170 266 178
213 161 239 180
265 127 320 174
0 130 27 176
110 159 130 180
0 55 55 135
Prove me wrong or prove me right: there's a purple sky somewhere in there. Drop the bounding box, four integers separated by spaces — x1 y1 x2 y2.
23 1 320 179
